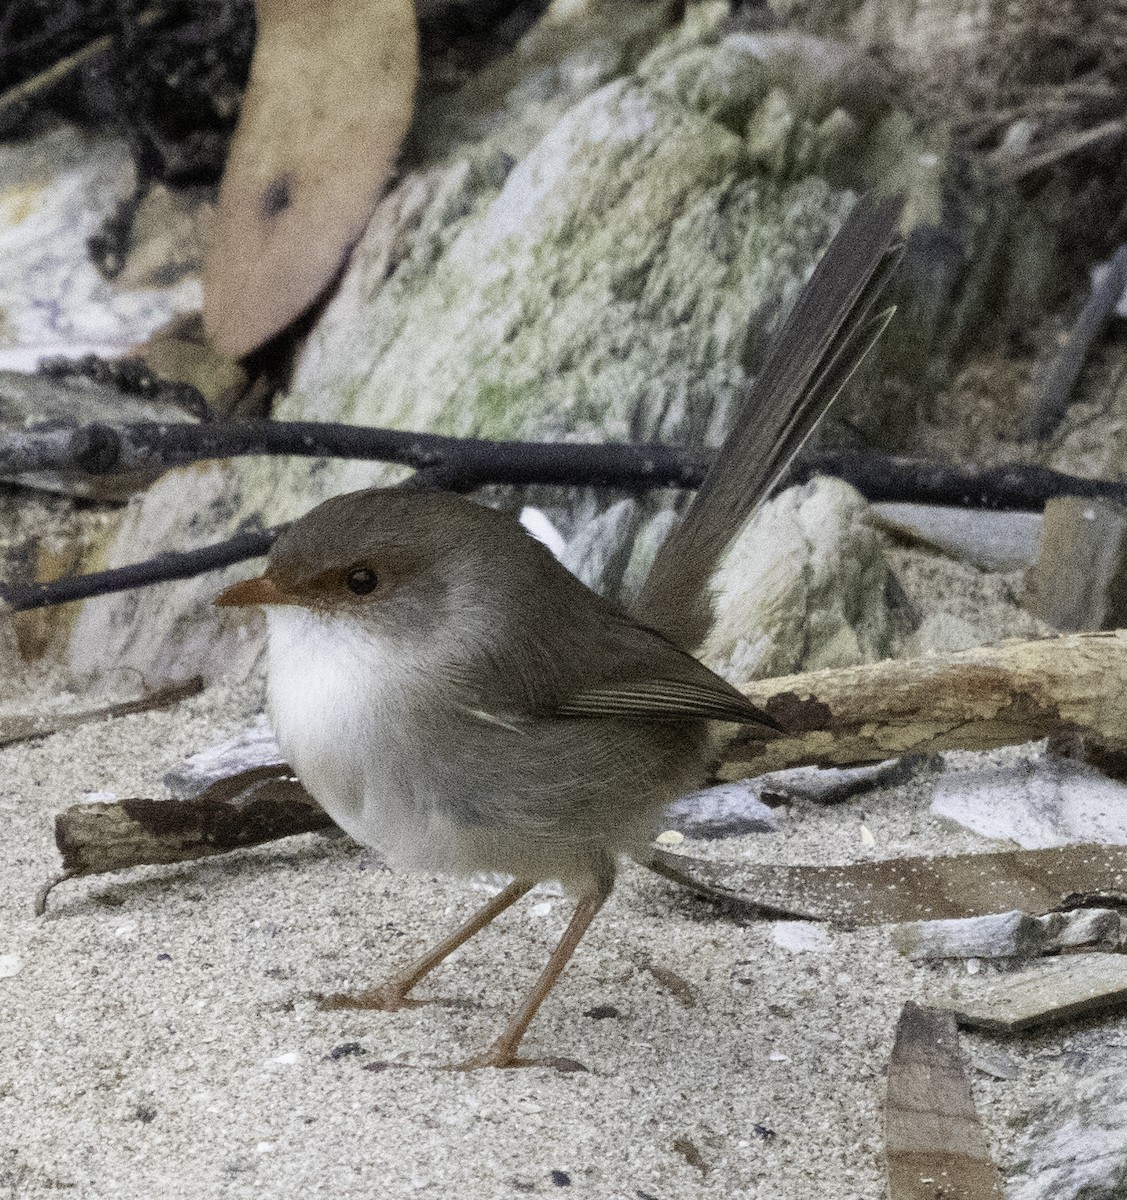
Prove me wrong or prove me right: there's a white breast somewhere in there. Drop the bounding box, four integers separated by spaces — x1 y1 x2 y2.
264 606 431 860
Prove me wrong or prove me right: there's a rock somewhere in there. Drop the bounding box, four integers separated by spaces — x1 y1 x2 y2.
667 781 781 838
904 611 988 656
163 716 285 799
1044 908 1121 952
1008 1055 1127 1200
0 126 200 360
701 477 901 683
930 749 1127 849
894 910 1047 960
1024 497 1127 632
872 501 1042 572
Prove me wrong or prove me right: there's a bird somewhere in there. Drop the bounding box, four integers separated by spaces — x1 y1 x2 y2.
215 193 904 1070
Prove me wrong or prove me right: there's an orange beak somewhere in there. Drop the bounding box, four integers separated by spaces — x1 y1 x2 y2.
214 574 294 608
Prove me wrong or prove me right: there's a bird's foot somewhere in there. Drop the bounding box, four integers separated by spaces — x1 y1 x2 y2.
316 983 419 1013
448 1045 588 1073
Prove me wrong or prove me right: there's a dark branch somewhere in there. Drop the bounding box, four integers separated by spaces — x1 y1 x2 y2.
3 418 709 490
7 441 1127 613
4 528 278 611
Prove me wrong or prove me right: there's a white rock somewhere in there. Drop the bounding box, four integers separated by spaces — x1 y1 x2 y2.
164 715 286 798
894 911 1046 960
702 477 898 685
1009 1058 1127 1200
931 752 1127 848
0 953 22 977
1041 909 1121 952
667 782 781 838
772 922 830 953
0 126 199 356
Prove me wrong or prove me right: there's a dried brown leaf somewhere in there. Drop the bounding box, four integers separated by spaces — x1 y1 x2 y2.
203 0 419 357
660 845 1127 923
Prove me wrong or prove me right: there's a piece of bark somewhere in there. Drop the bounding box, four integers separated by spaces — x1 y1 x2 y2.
1023 497 1127 631
894 911 1048 961
0 677 203 751
203 0 419 357
664 845 1127 923
46 766 333 898
954 955 1127 1033
886 1003 1003 1200
722 631 1127 779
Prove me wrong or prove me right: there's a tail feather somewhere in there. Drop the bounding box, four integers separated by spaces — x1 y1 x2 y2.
633 193 905 651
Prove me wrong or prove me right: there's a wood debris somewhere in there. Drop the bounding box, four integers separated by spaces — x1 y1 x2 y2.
885 1003 1003 1199
0 677 202 752
1024 497 1127 631
954 955 1127 1033
724 631 1127 778
663 845 1127 924
38 765 333 914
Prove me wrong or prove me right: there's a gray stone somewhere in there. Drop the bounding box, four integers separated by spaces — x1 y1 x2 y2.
1009 1053 1127 1200
894 910 1047 961
1044 908 1122 952
872 501 1042 572
904 611 988 657
930 749 1127 849
163 716 285 800
667 781 782 838
0 126 200 363
700 477 899 685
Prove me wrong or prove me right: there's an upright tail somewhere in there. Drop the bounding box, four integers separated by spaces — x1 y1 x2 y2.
632 192 905 652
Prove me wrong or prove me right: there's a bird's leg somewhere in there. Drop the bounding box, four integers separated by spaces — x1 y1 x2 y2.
453 881 611 1071
319 880 533 1012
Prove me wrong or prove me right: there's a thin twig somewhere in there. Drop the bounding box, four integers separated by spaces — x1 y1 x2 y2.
1024 245 1127 440
0 419 709 488
0 5 166 125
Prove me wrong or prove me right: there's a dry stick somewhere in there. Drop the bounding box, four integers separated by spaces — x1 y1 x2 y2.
41 632 1127 904
0 6 167 125
723 630 1127 778
1025 244 1127 441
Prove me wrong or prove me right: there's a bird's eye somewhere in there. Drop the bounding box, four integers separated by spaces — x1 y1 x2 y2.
345 565 378 595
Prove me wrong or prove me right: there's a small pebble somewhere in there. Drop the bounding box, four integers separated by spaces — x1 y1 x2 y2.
0 953 22 978
550 1170 571 1187
583 1005 620 1020
329 1042 367 1060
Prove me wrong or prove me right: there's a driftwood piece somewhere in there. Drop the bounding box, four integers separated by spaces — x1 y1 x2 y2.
954 955 1127 1033
723 631 1127 778
665 845 1127 923
38 766 333 914
885 1003 1003 1200
1023 497 1127 631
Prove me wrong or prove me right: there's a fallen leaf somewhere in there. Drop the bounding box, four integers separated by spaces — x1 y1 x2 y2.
204 0 419 357
667 845 1127 923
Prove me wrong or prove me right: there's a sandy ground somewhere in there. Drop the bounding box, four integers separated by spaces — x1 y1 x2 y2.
1 603 1118 1200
